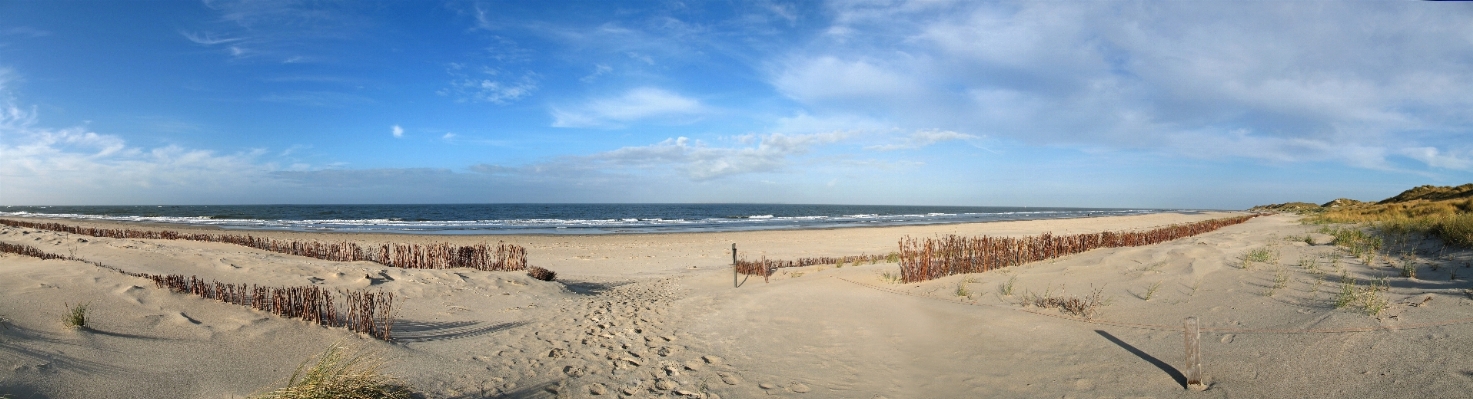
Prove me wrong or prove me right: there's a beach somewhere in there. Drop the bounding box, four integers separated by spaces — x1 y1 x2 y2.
4 211 1473 398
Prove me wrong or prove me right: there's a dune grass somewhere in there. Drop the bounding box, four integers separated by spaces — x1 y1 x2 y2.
254 343 411 399
1308 199 1473 248
62 303 88 329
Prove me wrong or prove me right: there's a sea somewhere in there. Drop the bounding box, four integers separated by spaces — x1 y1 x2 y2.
0 204 1183 235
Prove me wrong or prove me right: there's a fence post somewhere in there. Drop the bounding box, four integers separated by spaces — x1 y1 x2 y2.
1184 316 1206 390
732 243 737 288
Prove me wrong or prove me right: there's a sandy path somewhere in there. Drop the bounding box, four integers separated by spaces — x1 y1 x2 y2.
5 212 1473 398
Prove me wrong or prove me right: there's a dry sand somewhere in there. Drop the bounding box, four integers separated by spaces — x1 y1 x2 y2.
4 211 1473 398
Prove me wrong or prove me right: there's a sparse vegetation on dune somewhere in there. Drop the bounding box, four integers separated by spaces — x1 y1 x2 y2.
1255 184 1473 248
1022 286 1108 319
63 302 88 329
253 343 412 399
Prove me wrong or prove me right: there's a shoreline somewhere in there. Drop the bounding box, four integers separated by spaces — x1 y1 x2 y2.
4 211 1246 279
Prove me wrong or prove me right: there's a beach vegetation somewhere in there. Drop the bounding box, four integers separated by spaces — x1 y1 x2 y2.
879 271 901 283
999 276 1017 296
1298 256 1318 273
253 342 411 399
1143 281 1162 301
1361 278 1390 317
63 302 88 329
1400 262 1417 279
1022 286 1107 319
527 266 557 282
1334 274 1358 309
1240 246 1278 269
954 281 970 297
1188 280 1202 297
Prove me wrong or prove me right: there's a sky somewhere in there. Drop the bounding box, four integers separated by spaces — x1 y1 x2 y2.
0 0 1470 209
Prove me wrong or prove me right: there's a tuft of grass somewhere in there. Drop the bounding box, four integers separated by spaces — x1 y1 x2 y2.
1265 268 1290 297
954 281 970 297
835 259 844 268
999 276 1017 297
885 252 900 263
1241 247 1278 268
1273 268 1290 289
789 271 805 278
1334 274 1358 309
254 343 411 399
1189 280 1203 297
1022 286 1108 319
1298 256 1318 273
1361 278 1390 316
879 271 901 283
1401 262 1417 279
1143 281 1162 301
63 302 88 329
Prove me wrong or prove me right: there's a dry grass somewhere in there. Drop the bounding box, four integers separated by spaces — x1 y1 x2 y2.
254 343 411 399
1022 287 1108 319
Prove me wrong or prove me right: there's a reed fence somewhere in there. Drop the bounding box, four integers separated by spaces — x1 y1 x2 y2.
896 215 1258 283
734 253 897 282
0 242 396 340
0 218 527 271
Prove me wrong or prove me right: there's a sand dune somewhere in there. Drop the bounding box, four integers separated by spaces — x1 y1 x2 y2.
4 212 1473 398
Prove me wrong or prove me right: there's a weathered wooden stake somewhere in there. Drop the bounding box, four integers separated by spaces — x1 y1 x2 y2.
732 243 738 288
1184 316 1206 391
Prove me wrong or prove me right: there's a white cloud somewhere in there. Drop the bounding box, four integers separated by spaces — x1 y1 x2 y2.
440 64 538 104
583 131 853 180
867 129 980 151
391 125 403 138
180 30 243 45
774 1 1473 172
551 87 704 128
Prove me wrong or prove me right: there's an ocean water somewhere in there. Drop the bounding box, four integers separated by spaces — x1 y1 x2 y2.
0 204 1176 235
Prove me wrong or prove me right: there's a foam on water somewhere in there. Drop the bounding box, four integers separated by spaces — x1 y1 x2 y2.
0 204 1177 234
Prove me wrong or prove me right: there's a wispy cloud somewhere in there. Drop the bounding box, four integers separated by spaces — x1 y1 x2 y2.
439 64 538 104
180 30 243 45
573 131 854 180
551 87 704 128
866 130 980 151
391 125 403 138
185 0 368 62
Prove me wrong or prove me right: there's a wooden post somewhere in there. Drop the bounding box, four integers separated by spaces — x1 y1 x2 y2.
1184 316 1206 390
732 243 738 288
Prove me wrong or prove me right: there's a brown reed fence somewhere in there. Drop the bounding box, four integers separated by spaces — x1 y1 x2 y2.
0 241 396 340
734 253 897 283
0 218 527 272
896 215 1259 283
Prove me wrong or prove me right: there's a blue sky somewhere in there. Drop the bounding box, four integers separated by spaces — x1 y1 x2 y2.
1 1 1470 208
